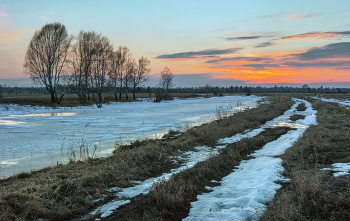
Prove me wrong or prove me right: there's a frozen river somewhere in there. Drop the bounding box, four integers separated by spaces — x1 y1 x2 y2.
0 95 259 178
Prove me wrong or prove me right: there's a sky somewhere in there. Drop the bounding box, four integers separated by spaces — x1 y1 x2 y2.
0 0 349 87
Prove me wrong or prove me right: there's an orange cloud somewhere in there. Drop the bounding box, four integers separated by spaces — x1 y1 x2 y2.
177 46 350 84
279 32 349 41
0 30 21 43
284 12 308 21
40 16 51 21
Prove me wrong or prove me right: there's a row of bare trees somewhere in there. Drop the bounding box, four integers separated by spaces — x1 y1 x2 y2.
24 22 150 107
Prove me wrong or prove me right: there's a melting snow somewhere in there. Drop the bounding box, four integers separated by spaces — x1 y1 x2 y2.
321 163 350 177
315 97 350 109
90 98 317 219
183 99 317 221
92 146 219 218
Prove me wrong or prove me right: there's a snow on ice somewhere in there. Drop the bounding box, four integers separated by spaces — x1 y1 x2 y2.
0 96 258 178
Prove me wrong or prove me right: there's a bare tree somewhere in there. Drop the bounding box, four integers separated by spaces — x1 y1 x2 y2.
24 22 73 103
155 66 175 102
130 56 150 100
108 46 130 101
123 57 135 101
69 31 102 104
91 36 114 108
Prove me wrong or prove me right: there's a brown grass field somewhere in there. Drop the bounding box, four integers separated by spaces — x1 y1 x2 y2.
0 93 349 220
0 93 214 107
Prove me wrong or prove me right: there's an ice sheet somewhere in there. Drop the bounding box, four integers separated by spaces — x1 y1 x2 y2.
0 96 259 178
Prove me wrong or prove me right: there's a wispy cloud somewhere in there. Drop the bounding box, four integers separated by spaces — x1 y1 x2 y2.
283 12 321 21
254 41 278 48
252 31 350 48
239 63 281 70
0 4 8 18
283 60 350 70
258 12 322 21
40 16 51 21
205 56 274 64
291 42 350 60
225 36 262 41
155 47 242 59
280 31 350 41
0 30 21 43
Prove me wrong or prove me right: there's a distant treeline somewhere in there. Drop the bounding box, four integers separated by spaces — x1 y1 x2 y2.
0 84 349 95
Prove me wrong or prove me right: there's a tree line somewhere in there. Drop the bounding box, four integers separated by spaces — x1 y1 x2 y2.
23 22 151 107
1 84 349 96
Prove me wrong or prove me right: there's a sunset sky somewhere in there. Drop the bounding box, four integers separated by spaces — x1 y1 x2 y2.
0 0 349 87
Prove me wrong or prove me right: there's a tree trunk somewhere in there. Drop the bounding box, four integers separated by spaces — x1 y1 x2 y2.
96 92 103 108
81 93 86 104
50 91 56 103
57 94 65 104
114 93 118 101
133 92 136 100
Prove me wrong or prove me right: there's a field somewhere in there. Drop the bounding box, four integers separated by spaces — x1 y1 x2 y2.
0 93 214 107
0 93 349 220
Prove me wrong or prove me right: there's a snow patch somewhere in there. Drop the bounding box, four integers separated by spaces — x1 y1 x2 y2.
92 146 219 218
184 98 317 221
315 97 350 109
321 163 350 177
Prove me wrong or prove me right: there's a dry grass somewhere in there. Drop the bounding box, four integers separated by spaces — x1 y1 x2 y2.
317 93 350 101
289 114 306 122
0 145 177 221
103 127 292 221
0 95 294 221
296 102 307 111
1 93 213 107
261 98 350 221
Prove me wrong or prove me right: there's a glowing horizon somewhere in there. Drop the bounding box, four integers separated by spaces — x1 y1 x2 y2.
0 0 349 87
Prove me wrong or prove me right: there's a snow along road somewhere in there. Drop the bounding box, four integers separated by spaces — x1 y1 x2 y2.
314 96 350 109
0 96 258 178
184 99 317 221
90 98 316 220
